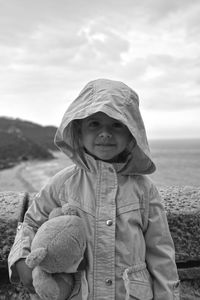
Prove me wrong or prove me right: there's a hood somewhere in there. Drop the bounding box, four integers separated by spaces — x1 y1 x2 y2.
55 78 156 175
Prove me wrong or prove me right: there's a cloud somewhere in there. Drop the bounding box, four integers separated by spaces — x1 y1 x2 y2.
0 0 200 138
78 21 130 61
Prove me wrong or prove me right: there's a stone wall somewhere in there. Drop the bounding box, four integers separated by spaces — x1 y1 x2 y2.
0 188 200 299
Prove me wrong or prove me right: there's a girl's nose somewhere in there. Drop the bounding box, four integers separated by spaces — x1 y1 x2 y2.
98 130 112 139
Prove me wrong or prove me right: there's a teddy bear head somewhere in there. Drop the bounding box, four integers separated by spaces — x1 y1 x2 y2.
26 204 86 274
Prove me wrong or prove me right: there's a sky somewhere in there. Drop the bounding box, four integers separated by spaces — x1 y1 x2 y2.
0 0 200 140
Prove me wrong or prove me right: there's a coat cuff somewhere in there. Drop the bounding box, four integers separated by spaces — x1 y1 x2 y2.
8 222 34 283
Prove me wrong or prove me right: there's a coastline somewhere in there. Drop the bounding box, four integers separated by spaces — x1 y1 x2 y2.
0 152 72 193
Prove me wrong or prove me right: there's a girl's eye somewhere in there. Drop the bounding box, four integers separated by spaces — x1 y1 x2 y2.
112 122 124 129
88 121 100 128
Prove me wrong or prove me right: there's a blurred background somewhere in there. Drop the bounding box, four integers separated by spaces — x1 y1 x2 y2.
0 0 199 192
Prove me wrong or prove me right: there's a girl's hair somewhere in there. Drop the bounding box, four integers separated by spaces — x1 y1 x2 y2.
70 119 88 166
70 119 81 151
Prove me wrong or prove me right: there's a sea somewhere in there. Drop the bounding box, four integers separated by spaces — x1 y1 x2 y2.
149 138 200 188
51 138 200 188
0 138 199 191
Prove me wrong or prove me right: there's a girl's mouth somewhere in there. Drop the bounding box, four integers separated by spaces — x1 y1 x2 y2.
95 144 115 147
95 142 115 146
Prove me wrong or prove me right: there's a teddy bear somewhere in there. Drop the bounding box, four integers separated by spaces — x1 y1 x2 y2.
25 204 87 300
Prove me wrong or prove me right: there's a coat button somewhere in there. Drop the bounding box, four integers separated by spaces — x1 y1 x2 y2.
106 219 113 226
108 167 114 173
17 223 22 231
105 279 112 286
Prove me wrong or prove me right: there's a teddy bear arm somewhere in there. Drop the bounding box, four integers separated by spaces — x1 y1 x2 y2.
26 247 47 269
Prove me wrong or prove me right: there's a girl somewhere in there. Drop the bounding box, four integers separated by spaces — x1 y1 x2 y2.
8 79 180 299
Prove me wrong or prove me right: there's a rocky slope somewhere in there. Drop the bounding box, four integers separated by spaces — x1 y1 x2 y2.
0 117 57 170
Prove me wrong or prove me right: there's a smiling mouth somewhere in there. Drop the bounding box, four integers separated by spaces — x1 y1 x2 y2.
95 144 115 147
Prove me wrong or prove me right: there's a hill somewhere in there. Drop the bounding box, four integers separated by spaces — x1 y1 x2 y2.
0 117 58 170
0 117 57 150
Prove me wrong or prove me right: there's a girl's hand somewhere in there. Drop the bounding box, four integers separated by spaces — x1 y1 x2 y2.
15 258 35 294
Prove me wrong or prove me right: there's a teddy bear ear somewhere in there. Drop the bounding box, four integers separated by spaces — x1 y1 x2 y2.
25 247 48 268
62 203 78 216
49 207 63 219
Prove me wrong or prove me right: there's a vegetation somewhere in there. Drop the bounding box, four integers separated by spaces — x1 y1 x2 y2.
0 117 57 170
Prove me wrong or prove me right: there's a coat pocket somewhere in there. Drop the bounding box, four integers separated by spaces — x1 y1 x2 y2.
122 263 153 300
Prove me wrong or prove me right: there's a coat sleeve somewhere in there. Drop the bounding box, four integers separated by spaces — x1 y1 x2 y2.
144 184 180 300
7 176 62 283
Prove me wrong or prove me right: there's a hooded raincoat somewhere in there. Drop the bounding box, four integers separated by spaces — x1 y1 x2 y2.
8 79 180 300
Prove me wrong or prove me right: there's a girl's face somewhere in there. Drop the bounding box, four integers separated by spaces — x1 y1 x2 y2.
80 112 132 162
